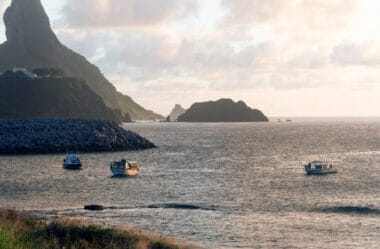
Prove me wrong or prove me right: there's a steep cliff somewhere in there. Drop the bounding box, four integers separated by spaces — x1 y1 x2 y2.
0 0 162 120
0 70 130 122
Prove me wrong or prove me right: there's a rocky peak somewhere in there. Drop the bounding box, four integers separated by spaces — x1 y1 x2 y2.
4 0 58 48
169 104 186 121
0 0 163 120
173 104 184 110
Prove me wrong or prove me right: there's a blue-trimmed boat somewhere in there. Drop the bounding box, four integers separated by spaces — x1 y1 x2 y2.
304 160 337 175
63 154 82 170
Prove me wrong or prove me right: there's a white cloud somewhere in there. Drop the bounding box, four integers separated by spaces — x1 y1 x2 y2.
221 0 289 24
221 0 358 30
0 0 11 42
331 41 380 65
2 0 380 116
62 0 198 28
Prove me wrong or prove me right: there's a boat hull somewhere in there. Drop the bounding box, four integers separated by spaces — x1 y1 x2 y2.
111 168 139 177
63 163 82 170
305 169 337 175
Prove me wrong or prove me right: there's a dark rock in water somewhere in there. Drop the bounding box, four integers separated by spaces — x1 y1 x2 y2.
147 203 215 211
84 205 104 211
178 98 269 122
0 119 156 155
319 206 380 215
0 0 162 120
0 71 124 122
150 203 201 210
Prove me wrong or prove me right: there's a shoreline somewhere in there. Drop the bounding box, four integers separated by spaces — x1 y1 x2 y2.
0 209 199 249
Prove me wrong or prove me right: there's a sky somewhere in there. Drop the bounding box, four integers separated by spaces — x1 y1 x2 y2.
1 0 380 117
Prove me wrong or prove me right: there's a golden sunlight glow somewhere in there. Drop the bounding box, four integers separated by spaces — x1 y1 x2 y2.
346 0 380 42
94 0 110 14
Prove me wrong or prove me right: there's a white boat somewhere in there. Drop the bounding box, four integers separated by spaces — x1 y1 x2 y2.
304 160 337 175
110 159 139 177
63 154 82 169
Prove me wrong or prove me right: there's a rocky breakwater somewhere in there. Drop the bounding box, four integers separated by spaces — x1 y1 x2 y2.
0 119 156 155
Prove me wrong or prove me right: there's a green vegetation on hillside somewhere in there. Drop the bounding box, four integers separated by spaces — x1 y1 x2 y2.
0 209 197 249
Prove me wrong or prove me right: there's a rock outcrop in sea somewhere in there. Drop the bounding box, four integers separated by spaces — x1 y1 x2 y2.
177 98 269 122
0 119 156 155
168 104 186 121
0 0 162 120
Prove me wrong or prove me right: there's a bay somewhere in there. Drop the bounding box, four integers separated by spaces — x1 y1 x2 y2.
1 121 379 248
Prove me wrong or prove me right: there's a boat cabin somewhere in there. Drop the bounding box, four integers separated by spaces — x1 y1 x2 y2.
304 160 337 175
305 160 332 170
110 159 138 169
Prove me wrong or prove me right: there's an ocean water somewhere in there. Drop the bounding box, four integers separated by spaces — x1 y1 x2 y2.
1 121 380 248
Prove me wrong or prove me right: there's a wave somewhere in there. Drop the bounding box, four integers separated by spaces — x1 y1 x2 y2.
25 203 218 214
105 203 216 211
145 203 216 211
315 206 380 215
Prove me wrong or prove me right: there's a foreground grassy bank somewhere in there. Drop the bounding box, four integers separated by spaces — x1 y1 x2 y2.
0 209 197 249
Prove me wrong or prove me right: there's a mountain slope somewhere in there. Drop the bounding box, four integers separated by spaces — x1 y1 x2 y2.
0 0 162 120
0 71 127 121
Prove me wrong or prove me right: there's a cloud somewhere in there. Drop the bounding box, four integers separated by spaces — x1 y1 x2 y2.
57 29 107 59
221 0 358 34
331 41 380 65
288 48 330 69
48 0 380 116
0 0 10 13
0 0 11 42
61 0 198 28
55 0 363 84
55 27 340 91
99 32 179 69
221 0 289 24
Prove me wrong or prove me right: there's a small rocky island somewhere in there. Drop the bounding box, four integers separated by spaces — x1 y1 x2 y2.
168 104 186 121
177 98 269 122
0 119 156 155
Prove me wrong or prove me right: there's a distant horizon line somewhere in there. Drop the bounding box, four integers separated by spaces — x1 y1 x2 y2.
269 116 380 119
268 115 380 118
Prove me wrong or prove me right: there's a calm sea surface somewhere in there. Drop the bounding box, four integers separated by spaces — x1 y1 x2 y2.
1 121 380 248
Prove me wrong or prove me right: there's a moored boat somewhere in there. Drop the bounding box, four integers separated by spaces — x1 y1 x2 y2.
304 160 337 175
63 153 82 169
110 159 139 177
